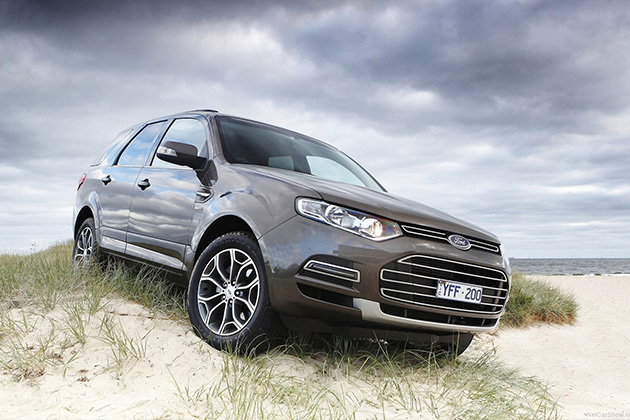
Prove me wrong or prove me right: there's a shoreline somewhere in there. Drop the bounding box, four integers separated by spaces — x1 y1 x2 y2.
509 257 630 278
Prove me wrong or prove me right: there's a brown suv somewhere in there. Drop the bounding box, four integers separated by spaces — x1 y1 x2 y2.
73 109 511 355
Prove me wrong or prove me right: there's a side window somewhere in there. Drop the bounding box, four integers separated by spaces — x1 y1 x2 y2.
152 119 208 168
117 121 166 167
306 156 364 187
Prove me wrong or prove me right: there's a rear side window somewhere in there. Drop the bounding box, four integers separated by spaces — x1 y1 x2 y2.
116 121 166 167
91 129 133 166
151 119 208 168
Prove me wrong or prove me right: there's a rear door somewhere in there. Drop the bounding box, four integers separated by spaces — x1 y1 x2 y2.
126 118 210 270
97 121 167 253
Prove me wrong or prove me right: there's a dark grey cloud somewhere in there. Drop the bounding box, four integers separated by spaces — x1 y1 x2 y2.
0 0 628 257
275 1 630 132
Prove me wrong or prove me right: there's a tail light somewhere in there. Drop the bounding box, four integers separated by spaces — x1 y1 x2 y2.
77 173 87 190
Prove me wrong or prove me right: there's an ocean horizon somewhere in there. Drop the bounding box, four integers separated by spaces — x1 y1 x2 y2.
510 258 630 276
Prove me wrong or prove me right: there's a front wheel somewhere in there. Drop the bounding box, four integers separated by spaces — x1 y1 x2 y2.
187 232 284 354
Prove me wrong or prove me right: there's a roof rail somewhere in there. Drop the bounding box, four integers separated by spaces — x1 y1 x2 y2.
187 109 218 113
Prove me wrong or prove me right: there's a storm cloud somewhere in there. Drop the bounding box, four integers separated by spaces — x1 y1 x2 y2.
1 0 629 257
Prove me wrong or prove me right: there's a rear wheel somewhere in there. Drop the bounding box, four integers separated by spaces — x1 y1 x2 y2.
187 232 284 354
72 218 100 267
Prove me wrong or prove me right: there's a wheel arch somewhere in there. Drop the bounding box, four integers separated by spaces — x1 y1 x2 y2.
194 215 256 264
74 206 95 238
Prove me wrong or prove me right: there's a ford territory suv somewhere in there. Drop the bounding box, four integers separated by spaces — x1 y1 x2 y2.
73 109 511 355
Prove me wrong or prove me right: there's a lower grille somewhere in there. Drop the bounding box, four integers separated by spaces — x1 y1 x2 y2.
379 255 509 318
297 283 353 308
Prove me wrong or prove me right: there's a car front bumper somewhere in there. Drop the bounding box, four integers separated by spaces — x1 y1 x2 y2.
259 215 511 339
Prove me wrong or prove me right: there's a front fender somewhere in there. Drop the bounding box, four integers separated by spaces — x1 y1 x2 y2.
187 164 322 269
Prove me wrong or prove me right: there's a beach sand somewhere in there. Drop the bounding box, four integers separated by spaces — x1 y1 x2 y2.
490 275 630 420
1 275 628 418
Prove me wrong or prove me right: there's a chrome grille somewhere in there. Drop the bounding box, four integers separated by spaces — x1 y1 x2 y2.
379 255 509 316
401 225 500 254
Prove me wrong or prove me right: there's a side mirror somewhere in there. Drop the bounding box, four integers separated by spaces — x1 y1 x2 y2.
156 141 207 170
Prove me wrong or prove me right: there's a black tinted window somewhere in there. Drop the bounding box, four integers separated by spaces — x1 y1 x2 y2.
217 117 383 191
152 119 208 168
117 121 166 166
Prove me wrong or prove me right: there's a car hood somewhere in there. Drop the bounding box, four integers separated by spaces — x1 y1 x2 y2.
243 165 500 243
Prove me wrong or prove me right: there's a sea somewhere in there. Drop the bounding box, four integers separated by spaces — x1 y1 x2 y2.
510 258 630 276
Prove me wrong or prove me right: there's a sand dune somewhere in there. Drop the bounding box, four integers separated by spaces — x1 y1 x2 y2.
1 275 627 419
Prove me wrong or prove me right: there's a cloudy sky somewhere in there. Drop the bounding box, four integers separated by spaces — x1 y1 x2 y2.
1 0 629 258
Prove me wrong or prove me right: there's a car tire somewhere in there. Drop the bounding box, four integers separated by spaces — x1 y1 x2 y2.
437 332 474 356
187 232 285 354
72 217 101 267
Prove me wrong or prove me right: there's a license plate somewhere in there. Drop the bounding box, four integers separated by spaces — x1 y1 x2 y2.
436 280 483 304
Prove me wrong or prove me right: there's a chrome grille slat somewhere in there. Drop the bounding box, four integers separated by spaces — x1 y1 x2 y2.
379 254 509 320
398 259 506 283
483 294 507 301
401 224 501 255
381 268 441 285
400 254 506 274
469 239 500 253
401 225 446 240
383 267 508 293
381 287 506 310
380 272 437 291
380 288 504 314
380 287 506 310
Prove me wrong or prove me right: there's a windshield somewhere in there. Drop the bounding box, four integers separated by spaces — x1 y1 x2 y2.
216 117 384 191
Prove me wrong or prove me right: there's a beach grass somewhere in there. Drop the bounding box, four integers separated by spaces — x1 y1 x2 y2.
0 242 562 419
503 271 579 327
168 335 559 420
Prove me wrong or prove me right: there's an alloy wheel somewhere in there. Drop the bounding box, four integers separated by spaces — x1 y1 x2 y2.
197 248 260 336
74 225 94 267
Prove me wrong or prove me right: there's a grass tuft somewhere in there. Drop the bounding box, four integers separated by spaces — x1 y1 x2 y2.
503 271 579 327
98 313 148 368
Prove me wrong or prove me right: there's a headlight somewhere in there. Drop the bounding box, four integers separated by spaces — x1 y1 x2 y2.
296 198 402 241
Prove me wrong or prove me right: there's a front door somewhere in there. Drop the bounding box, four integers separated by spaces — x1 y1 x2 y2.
126 118 210 270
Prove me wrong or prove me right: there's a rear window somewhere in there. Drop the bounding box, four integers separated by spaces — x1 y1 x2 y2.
91 129 133 166
116 121 167 167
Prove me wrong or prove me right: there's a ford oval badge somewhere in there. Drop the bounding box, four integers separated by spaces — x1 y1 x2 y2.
447 234 471 251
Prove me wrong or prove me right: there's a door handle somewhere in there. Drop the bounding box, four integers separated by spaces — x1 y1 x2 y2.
137 178 151 190
101 175 112 185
